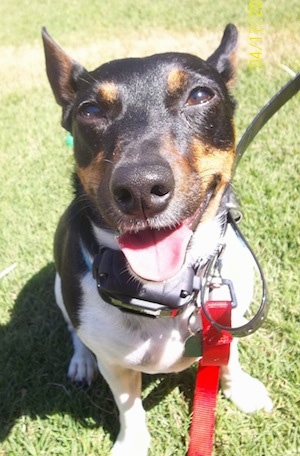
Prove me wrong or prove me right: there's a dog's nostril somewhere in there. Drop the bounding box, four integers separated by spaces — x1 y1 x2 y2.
114 187 134 207
151 184 170 197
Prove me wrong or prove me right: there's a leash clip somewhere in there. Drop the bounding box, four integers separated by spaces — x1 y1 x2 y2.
204 244 238 309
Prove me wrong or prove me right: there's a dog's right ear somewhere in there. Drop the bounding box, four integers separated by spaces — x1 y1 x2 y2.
206 24 238 87
42 28 85 128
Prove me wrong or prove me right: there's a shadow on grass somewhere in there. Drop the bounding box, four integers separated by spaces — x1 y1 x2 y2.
0 263 195 444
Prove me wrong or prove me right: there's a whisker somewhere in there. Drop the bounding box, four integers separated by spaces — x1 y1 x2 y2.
78 73 99 86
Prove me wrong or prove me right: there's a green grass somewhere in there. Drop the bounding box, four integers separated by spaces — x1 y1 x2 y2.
1 0 299 46
0 1 299 455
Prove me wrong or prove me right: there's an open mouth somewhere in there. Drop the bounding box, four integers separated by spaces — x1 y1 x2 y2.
117 198 211 282
117 223 193 282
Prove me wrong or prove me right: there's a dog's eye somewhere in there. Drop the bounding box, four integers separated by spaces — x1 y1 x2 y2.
78 103 102 119
186 87 214 106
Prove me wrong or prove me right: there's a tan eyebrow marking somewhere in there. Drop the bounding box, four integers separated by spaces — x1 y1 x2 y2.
167 68 189 96
97 82 119 104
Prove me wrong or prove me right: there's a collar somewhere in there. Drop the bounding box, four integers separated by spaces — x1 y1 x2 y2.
89 211 228 319
92 248 203 318
84 211 269 337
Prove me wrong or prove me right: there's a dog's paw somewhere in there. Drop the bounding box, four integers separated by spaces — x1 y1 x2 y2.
221 371 273 414
67 348 98 386
111 429 150 456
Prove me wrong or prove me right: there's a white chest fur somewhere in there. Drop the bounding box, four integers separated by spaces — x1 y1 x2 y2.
77 272 198 374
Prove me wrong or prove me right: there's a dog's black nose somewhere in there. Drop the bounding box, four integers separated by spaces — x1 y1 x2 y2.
111 163 174 217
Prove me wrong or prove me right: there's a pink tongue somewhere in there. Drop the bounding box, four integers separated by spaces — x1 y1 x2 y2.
117 225 192 282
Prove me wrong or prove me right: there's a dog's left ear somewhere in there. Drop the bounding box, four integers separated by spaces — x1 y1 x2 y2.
207 24 238 86
42 28 86 130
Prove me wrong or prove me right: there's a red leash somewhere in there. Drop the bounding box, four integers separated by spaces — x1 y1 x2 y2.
188 301 232 456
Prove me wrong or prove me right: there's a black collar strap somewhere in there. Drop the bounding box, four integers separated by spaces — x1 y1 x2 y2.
91 212 270 337
92 205 229 318
92 246 203 318
92 210 228 319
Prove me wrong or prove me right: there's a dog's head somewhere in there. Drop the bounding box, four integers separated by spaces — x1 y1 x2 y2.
43 25 238 282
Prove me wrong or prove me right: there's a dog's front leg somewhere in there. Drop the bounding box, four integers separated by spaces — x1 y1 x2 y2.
220 339 273 413
97 360 150 456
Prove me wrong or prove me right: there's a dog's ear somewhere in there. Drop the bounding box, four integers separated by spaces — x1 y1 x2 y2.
42 28 85 129
207 24 238 86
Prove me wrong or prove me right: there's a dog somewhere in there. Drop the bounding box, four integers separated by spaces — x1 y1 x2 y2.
42 24 272 455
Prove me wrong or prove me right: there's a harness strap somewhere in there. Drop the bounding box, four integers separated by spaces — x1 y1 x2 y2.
188 301 232 456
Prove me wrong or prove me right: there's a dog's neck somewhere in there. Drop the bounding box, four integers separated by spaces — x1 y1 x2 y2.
81 199 230 317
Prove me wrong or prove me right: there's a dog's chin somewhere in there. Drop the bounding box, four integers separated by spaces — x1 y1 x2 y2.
116 193 214 283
